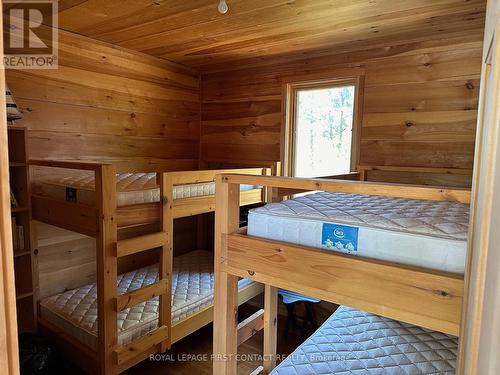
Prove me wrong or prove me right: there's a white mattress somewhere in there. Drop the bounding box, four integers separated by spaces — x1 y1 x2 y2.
248 192 469 273
39 250 254 351
33 172 258 206
271 305 458 375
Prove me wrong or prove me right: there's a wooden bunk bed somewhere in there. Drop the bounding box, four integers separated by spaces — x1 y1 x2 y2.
29 159 277 375
213 167 471 374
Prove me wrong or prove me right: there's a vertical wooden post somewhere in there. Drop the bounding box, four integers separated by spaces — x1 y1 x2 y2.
358 167 367 181
158 173 173 352
213 175 240 375
263 285 278 373
0 7 20 369
95 165 118 375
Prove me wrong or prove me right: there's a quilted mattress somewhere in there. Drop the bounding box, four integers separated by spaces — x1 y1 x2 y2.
248 192 469 273
39 250 253 351
33 171 258 206
271 305 458 375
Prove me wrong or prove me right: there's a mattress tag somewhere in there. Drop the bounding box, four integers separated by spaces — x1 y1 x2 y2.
321 223 358 254
66 187 77 202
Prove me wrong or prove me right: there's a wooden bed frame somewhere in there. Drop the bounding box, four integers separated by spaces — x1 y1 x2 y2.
213 170 471 374
29 159 277 374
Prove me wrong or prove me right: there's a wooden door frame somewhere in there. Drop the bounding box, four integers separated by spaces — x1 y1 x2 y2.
281 73 365 177
458 5 500 373
0 2 21 373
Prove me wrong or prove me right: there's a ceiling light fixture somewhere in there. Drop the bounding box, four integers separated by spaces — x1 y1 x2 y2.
218 0 228 14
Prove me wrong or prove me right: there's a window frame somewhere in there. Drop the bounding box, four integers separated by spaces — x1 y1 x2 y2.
282 75 364 177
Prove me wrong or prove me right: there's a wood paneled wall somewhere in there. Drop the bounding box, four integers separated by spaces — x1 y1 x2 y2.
6 29 201 170
201 34 484 185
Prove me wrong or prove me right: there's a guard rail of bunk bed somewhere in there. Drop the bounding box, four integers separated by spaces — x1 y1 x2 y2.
213 167 472 375
28 159 277 375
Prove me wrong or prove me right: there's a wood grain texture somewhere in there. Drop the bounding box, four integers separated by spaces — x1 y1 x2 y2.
201 35 484 187
53 0 486 69
5 29 200 169
225 233 463 335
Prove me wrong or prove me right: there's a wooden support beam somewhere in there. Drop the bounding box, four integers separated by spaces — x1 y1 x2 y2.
95 165 118 375
29 158 105 171
213 176 240 375
113 325 169 366
263 285 278 373
115 279 169 311
114 232 168 257
31 195 99 237
237 309 265 346
221 174 471 204
158 173 173 352
225 232 463 336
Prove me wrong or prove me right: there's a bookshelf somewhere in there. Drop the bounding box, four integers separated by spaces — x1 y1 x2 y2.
8 125 37 333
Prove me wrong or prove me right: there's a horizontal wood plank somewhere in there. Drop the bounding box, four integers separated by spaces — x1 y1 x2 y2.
221 174 471 203
225 233 463 335
115 279 169 311
32 195 98 237
114 325 170 366
115 232 169 258
237 309 265 346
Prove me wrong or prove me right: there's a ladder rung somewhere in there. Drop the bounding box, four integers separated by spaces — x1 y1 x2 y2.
115 231 168 257
113 325 169 366
237 309 264 346
115 279 169 311
250 366 264 375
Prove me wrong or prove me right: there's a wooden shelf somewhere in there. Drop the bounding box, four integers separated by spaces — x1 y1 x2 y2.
16 291 33 301
14 250 31 258
8 126 37 333
11 206 29 213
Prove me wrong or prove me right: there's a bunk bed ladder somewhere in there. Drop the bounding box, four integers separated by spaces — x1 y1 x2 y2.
111 172 173 370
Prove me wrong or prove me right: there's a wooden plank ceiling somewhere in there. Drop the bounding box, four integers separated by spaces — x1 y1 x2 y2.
57 0 486 70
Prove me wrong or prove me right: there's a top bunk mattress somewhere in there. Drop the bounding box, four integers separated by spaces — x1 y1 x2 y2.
271 305 458 375
248 192 469 273
33 171 259 206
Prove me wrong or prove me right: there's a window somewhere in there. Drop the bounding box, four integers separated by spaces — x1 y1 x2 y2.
284 78 361 178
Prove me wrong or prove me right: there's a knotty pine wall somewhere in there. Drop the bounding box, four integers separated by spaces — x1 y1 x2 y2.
200 34 483 187
5 29 202 297
6 29 200 170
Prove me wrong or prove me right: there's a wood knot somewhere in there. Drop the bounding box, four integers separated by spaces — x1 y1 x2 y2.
248 270 255 276
437 290 449 297
466 82 474 90
405 121 414 127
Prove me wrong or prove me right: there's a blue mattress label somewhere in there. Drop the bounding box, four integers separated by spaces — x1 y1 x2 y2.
321 223 359 254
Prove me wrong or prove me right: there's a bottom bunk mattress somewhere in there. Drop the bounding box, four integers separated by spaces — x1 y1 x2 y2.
39 250 254 351
248 192 469 273
271 305 458 375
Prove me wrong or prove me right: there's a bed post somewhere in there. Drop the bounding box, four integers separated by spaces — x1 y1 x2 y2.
358 165 368 181
263 285 278 373
213 175 240 374
95 164 118 375
158 172 173 352
263 166 278 374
